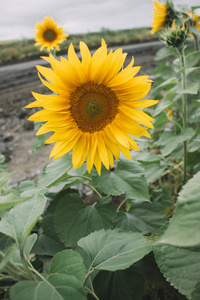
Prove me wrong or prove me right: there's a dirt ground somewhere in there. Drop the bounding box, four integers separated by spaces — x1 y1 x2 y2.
0 50 159 187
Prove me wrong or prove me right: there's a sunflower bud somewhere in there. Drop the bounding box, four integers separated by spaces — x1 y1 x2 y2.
161 24 188 49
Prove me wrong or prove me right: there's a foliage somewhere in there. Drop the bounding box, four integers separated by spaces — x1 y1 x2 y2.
0 2 200 300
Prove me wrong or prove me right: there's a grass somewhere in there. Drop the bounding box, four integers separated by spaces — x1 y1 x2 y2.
0 27 159 64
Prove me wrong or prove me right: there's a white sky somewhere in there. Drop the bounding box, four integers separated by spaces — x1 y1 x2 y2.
0 0 200 41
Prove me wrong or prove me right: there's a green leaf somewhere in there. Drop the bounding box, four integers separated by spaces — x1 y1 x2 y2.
177 82 199 95
186 66 200 76
157 128 195 156
153 113 169 127
91 159 149 201
31 133 46 153
78 229 151 272
0 193 25 211
153 100 172 116
116 201 168 235
10 250 87 300
0 233 13 251
154 46 177 61
54 192 116 247
157 171 200 247
189 106 200 124
92 265 145 300
11 234 38 264
0 171 12 189
192 282 200 300
0 194 46 249
21 154 73 197
156 77 178 89
186 51 200 67
153 244 200 299
157 131 178 156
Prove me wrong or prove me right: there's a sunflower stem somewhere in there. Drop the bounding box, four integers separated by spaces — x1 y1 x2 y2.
194 34 199 51
87 184 102 198
117 198 128 211
178 47 187 184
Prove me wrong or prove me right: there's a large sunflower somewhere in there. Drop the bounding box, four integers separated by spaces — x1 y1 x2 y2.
34 16 68 52
27 40 158 175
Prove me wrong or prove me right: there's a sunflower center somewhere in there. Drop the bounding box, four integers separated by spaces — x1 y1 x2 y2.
43 29 57 42
70 82 119 133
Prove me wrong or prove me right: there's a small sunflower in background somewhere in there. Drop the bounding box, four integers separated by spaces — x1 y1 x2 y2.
34 16 69 52
26 40 158 175
151 0 177 34
185 11 200 38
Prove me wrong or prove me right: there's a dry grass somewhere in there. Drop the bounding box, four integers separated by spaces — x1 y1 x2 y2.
0 27 159 64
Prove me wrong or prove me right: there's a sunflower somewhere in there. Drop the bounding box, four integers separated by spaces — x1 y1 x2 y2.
151 0 168 34
26 40 158 175
151 0 177 34
34 16 68 52
186 11 200 38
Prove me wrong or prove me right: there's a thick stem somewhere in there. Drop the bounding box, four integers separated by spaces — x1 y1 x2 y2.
179 47 187 184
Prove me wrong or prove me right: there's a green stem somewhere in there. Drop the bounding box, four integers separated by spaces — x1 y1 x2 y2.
85 286 100 300
84 269 96 285
194 34 199 51
0 252 28 281
87 184 102 198
20 250 35 280
179 47 187 184
117 198 128 211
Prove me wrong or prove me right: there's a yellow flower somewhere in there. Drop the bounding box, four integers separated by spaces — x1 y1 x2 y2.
151 0 168 34
26 40 158 175
34 16 69 52
187 11 200 38
165 108 173 119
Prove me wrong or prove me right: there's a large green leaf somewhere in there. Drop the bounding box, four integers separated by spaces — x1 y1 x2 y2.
78 229 151 272
157 171 200 247
54 192 116 247
91 159 149 201
0 193 25 211
92 265 145 300
0 194 46 249
10 250 87 300
116 201 168 235
157 128 195 156
153 244 200 299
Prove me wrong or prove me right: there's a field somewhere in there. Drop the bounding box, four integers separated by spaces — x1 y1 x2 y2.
0 27 159 64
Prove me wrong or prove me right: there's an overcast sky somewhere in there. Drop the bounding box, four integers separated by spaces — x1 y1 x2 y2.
0 0 200 42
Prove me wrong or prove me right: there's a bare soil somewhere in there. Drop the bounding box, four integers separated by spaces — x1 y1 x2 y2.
0 49 159 187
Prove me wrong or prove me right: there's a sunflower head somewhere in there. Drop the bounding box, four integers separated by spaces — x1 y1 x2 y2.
151 0 178 34
34 16 69 52
26 40 158 175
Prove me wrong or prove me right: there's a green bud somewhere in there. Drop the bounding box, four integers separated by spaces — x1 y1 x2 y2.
161 25 188 49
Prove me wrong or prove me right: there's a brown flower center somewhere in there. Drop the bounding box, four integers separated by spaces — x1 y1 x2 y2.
69 82 119 133
43 29 57 42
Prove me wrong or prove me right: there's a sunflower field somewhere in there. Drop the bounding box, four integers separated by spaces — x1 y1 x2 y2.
0 1 200 299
